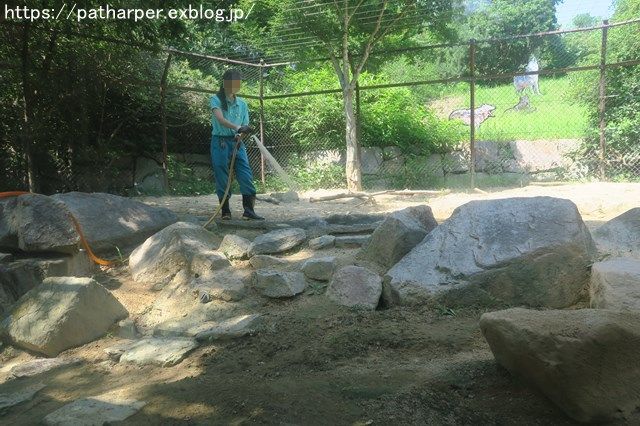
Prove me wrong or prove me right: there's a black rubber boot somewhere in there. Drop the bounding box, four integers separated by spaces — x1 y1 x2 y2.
218 195 231 220
242 194 265 220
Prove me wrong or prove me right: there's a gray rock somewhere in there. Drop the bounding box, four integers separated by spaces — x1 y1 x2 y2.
248 228 306 256
0 251 95 315
192 269 249 302
308 235 335 250
480 308 640 423
9 357 82 379
301 256 337 281
270 191 299 203
0 382 46 411
129 222 229 289
119 337 197 367
52 192 178 253
326 266 382 310
1 277 127 356
115 319 140 340
0 194 79 254
508 140 571 173
590 258 640 311
0 253 13 263
443 151 469 174
360 206 438 269
384 197 596 308
42 391 146 425
383 146 403 159
249 255 287 269
189 314 262 341
218 234 251 260
334 235 371 248
474 140 501 172
254 270 306 298
593 208 640 259
361 147 384 175
425 154 445 177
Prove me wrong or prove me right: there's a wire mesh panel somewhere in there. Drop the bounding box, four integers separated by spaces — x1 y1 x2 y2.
1 19 638 195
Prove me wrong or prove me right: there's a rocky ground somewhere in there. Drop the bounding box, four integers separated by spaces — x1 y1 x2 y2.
1 182 639 425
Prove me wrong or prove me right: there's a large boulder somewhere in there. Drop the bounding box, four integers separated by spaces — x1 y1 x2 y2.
359 206 438 269
480 308 640 423
52 192 178 253
0 194 78 254
593 208 640 259
590 257 640 311
0 277 127 356
326 266 382 310
248 228 306 256
384 197 596 307
129 222 230 288
0 251 95 315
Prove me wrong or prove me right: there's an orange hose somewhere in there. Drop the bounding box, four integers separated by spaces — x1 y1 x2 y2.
0 191 116 267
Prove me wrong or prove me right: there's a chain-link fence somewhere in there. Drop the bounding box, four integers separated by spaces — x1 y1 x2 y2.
1 19 639 195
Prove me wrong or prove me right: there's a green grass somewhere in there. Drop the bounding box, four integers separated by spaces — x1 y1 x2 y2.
443 77 589 141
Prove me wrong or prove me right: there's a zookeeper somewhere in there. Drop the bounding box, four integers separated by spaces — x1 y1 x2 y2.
209 69 264 221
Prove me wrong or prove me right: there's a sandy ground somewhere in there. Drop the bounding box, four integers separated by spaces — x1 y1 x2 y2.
0 182 638 425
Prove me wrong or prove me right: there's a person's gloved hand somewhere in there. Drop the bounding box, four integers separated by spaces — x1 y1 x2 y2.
236 125 252 135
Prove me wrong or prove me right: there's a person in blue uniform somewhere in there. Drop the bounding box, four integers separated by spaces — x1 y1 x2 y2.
210 69 264 220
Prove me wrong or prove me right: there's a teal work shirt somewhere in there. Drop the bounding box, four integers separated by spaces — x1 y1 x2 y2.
210 94 249 137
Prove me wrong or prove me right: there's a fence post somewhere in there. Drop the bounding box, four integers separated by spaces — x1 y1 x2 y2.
160 53 172 192
598 20 609 180
259 59 266 185
469 39 477 189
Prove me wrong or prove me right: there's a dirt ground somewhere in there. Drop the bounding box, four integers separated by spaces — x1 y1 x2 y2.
1 182 638 425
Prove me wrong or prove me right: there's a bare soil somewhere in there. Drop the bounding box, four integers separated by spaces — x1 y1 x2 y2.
1 182 638 425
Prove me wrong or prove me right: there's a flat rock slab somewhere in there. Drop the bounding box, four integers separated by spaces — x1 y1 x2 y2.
119 338 198 367
249 255 287 269
1 277 127 357
254 270 306 298
42 391 146 425
0 382 45 411
326 266 382 310
384 197 596 308
248 228 306 256
308 235 335 250
301 256 337 281
590 257 640 311
481 308 640 423
593 208 640 259
334 235 371 248
9 357 82 379
52 192 178 253
189 314 262 341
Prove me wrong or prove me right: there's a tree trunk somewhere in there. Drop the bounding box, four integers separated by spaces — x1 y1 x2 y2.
20 22 37 192
343 86 362 191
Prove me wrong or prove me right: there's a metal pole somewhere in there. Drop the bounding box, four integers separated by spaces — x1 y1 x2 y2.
160 53 172 192
469 39 477 189
259 59 266 185
598 20 609 181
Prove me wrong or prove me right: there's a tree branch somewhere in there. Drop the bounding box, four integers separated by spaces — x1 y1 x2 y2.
346 0 366 25
352 0 388 85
